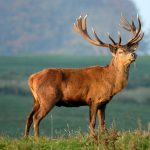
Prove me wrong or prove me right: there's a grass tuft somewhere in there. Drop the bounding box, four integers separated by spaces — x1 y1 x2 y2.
0 129 150 150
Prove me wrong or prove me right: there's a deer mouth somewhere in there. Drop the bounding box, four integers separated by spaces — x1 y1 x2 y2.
129 56 137 62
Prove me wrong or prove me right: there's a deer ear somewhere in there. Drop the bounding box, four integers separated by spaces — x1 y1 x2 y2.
129 44 138 52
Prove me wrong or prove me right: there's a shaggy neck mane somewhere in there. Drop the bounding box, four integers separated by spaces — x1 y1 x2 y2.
108 57 130 94
110 57 130 73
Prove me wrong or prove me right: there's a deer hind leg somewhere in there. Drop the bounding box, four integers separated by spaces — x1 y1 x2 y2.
33 92 59 138
24 99 40 138
33 103 55 138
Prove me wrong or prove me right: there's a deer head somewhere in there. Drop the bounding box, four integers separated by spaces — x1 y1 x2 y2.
73 15 144 67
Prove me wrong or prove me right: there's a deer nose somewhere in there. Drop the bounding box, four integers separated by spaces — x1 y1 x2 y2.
130 53 135 58
130 53 137 59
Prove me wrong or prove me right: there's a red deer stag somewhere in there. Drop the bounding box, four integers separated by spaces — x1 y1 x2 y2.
24 15 144 138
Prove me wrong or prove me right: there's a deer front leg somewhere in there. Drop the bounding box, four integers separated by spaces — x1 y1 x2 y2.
89 102 98 138
97 104 106 132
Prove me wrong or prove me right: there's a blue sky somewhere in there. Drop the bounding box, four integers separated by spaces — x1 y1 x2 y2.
131 0 150 33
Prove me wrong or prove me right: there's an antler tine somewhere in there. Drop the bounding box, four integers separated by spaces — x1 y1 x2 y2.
73 15 84 33
107 31 121 46
120 15 134 32
82 15 87 31
77 16 82 30
127 15 143 45
131 20 136 31
92 28 105 44
107 33 117 45
132 15 142 41
73 15 111 47
120 15 143 46
118 32 121 46
131 32 144 44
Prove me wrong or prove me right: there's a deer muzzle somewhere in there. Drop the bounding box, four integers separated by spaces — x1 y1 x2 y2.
129 53 137 61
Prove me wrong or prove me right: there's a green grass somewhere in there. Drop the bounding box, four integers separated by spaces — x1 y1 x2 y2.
0 129 150 150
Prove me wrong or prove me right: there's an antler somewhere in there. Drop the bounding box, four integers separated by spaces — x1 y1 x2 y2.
73 15 144 51
120 15 144 46
73 15 113 48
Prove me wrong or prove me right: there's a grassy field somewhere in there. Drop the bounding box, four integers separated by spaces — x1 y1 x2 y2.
0 55 150 149
0 129 150 150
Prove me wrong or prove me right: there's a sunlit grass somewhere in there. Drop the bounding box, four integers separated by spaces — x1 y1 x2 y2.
0 129 150 150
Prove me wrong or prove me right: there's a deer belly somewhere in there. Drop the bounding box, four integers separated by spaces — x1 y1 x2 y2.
55 99 87 107
56 87 88 107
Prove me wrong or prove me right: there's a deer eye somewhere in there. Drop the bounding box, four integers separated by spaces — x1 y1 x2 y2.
118 51 123 54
